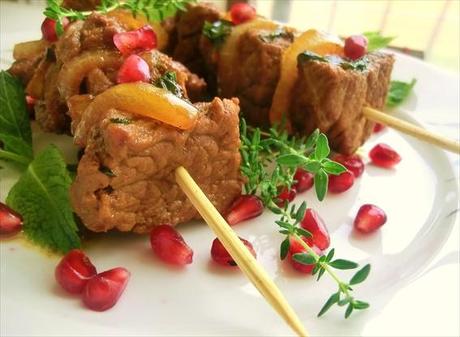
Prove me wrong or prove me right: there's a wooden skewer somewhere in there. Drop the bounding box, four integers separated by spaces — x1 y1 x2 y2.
175 166 308 337
363 107 460 154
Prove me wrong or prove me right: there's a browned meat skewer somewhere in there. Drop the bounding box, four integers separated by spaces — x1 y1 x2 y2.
70 95 243 233
168 3 395 155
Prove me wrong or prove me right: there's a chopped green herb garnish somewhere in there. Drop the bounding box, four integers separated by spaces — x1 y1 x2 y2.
386 79 416 108
363 31 395 52
297 51 329 64
110 117 132 125
0 71 33 168
6 145 81 253
202 20 233 46
155 71 184 98
259 28 291 43
298 51 368 72
339 56 369 71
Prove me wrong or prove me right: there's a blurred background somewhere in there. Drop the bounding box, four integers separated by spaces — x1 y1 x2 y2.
1 0 459 73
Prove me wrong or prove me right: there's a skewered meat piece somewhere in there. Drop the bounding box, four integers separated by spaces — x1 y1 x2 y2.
168 3 395 154
70 93 243 233
8 12 207 133
290 52 394 154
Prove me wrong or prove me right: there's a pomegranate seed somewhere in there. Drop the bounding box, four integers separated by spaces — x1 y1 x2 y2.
369 143 401 168
354 204 387 234
230 3 257 25
211 237 256 267
344 35 368 60
328 170 355 193
276 186 297 206
300 209 330 250
113 25 157 55
332 154 364 178
293 168 314 193
117 54 151 84
373 123 385 133
41 17 69 42
0 202 23 236
25 95 36 112
226 195 264 226
288 237 322 274
55 249 97 294
82 267 130 311
150 225 193 266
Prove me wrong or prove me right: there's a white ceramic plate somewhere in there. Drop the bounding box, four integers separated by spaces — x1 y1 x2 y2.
1 17 459 337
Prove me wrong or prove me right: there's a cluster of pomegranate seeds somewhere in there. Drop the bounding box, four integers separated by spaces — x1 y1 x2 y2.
354 204 387 233
113 25 157 55
276 186 297 206
328 170 355 193
211 237 256 267
344 35 368 60
41 17 69 42
369 143 402 168
55 250 130 311
150 225 193 266
230 3 257 25
332 154 364 178
82 267 130 312
373 123 385 133
0 202 23 236
117 54 151 84
55 249 97 294
293 168 314 192
226 195 264 226
300 209 330 250
288 237 322 274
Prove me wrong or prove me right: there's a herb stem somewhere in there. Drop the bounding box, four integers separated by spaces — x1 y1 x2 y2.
0 149 31 166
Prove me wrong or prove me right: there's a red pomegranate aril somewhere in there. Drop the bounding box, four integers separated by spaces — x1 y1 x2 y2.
226 195 264 226
150 225 193 266
113 25 157 55
300 209 330 250
55 249 97 294
230 3 257 25
276 186 297 206
0 202 23 236
332 153 365 178
293 168 314 193
82 267 130 311
25 95 36 112
354 204 387 234
288 237 322 274
211 237 256 267
373 122 385 133
117 54 151 84
328 170 355 193
41 17 69 42
369 143 401 168
344 35 368 60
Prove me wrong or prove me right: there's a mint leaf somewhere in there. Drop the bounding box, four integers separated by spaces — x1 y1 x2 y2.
363 31 395 52
0 71 33 166
6 145 80 253
386 79 416 108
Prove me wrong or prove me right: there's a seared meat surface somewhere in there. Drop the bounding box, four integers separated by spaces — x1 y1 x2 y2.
8 12 207 133
70 97 243 233
290 53 394 154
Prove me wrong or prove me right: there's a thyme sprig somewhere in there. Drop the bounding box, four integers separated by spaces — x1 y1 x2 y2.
273 201 371 318
44 0 196 34
240 119 371 318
